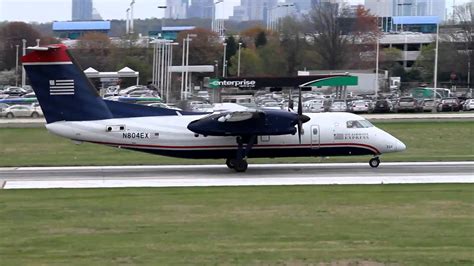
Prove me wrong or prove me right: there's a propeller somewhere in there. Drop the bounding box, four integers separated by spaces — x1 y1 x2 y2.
296 87 310 144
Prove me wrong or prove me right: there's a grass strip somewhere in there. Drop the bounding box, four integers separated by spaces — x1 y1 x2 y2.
0 121 472 167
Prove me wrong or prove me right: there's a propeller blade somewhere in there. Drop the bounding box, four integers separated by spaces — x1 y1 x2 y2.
297 120 302 144
287 88 293 111
297 87 303 143
298 87 302 116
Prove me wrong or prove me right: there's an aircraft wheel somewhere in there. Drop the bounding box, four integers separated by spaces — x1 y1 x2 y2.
225 158 234 169
369 157 380 168
233 160 248 172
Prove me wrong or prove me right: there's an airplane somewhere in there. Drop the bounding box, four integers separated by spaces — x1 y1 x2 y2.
22 44 406 172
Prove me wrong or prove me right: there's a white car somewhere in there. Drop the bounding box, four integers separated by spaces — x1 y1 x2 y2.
463 99 474 111
1 105 41 118
31 103 44 116
303 99 325 113
330 101 348 112
350 100 369 113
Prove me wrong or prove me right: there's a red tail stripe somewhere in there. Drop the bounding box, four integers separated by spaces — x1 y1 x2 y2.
22 45 71 63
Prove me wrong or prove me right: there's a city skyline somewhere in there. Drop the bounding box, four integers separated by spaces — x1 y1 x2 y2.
0 0 469 23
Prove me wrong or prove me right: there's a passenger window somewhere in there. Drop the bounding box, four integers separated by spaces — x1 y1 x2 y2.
312 128 318 135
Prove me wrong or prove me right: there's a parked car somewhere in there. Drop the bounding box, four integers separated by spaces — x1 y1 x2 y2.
421 99 437 112
304 99 325 113
463 99 474 111
31 102 44 116
373 99 392 113
117 85 148 96
0 103 9 113
329 101 348 112
350 100 370 113
0 105 40 118
127 89 158 98
1 86 27 97
396 97 422 112
437 98 460 112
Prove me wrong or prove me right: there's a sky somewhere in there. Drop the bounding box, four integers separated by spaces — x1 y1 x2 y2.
0 0 470 23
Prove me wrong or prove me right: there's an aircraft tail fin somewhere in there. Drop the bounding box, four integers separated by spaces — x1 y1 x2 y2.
22 45 113 123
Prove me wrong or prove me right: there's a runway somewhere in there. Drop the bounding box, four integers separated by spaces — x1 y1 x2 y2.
1 162 472 189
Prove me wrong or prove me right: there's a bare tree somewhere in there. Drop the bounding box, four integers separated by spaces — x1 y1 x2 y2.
453 3 473 88
305 3 350 70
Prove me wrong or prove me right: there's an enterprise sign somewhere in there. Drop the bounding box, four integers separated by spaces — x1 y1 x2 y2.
209 79 256 89
206 75 356 89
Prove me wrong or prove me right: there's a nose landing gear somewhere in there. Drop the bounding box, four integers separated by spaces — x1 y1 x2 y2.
369 157 380 168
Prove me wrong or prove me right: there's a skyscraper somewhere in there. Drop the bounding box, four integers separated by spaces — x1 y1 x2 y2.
165 0 188 19
232 0 278 21
188 0 214 19
72 0 93 21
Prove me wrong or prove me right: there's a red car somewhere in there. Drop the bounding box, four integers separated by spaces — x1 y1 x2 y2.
437 98 460 112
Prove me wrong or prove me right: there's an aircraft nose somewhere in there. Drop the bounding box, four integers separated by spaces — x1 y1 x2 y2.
396 139 406 152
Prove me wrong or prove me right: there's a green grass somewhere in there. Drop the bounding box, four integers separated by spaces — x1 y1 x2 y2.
0 185 473 265
0 121 473 167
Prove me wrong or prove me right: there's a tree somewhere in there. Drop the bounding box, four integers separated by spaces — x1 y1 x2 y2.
306 4 350 70
77 32 113 53
255 31 267 48
279 16 306 75
176 28 222 66
0 22 42 70
240 26 269 49
228 48 264 76
380 47 403 70
452 3 474 87
225 36 238 76
257 39 287 76
346 5 380 69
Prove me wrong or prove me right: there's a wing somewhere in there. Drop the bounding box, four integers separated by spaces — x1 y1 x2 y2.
187 109 309 136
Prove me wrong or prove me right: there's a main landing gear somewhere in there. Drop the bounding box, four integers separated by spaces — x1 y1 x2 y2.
369 157 380 168
226 135 256 172
226 158 248 172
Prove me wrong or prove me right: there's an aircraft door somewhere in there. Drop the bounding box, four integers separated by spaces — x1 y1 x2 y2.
311 125 320 149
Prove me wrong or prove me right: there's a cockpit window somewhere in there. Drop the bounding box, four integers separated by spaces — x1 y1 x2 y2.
347 120 373 128
358 120 374 128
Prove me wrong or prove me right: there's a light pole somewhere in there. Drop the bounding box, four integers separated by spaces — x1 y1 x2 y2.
374 1 380 96
15 44 19 87
130 0 135 34
237 42 242 77
21 39 26 88
158 5 167 36
267 4 294 31
126 8 130 34
166 42 178 103
433 21 440 111
222 42 227 77
181 34 197 100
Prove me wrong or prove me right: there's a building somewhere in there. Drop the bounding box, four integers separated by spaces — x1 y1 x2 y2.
165 0 188 19
365 0 446 21
72 0 93 21
52 21 111 40
232 0 277 21
187 0 213 19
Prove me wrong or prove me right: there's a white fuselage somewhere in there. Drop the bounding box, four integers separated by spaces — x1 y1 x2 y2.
45 112 406 159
